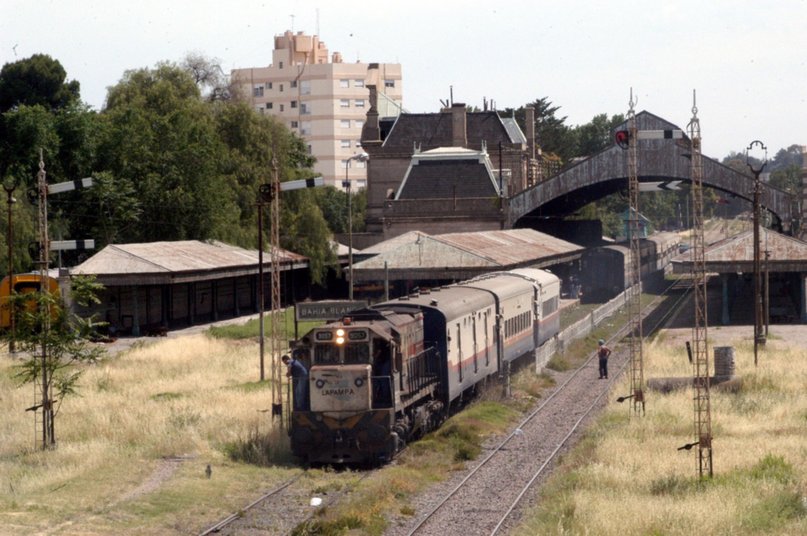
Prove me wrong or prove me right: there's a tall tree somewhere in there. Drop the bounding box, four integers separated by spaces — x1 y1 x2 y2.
503 97 576 163
182 53 233 102
99 63 237 242
0 54 80 112
573 113 625 157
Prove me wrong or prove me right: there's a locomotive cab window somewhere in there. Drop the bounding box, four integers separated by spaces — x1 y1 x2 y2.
314 345 340 364
344 343 370 364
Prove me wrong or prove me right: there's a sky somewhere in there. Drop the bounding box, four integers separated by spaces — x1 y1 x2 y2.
2 0 806 160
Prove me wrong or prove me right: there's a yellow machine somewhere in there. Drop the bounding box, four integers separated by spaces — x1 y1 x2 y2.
0 273 60 330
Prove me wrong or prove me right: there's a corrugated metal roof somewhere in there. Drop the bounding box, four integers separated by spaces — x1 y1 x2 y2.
355 229 583 270
703 228 807 262
360 231 430 255
72 240 306 276
672 228 807 274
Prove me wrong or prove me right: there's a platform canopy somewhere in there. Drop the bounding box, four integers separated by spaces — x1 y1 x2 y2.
672 229 807 274
353 228 583 282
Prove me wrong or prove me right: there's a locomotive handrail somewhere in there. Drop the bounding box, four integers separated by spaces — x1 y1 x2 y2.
405 346 440 394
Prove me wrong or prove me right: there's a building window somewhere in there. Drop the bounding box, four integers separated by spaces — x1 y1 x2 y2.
279 61 284 69
354 79 364 88
256 105 264 114
291 100 297 108
300 103 310 115
354 119 364 128
340 99 350 108
340 119 351 128
279 84 284 92
301 80 311 95
266 82 273 89
355 160 366 169
355 99 365 108
340 79 350 88
301 121 312 135
385 79 395 88
280 104 284 112
355 140 362 148
290 80 298 88
290 120 299 128
253 86 264 97
307 144 312 154
340 140 351 148
267 102 273 110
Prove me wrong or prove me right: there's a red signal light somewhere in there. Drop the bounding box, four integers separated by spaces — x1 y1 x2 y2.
615 130 630 150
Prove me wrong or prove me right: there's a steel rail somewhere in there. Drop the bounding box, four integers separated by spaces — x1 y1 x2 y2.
408 278 690 536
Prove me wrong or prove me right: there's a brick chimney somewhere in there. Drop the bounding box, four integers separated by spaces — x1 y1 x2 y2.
525 105 536 160
451 103 467 148
361 63 381 144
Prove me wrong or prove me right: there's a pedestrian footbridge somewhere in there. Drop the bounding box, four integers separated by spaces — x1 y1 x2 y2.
507 111 796 233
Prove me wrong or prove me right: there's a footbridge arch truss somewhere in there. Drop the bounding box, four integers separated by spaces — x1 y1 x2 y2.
507 111 796 232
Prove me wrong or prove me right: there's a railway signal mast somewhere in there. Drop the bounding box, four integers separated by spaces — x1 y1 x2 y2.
625 90 645 416
31 150 95 449
687 91 713 478
257 166 323 427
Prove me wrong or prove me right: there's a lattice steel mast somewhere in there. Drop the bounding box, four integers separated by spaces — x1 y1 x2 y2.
687 91 713 478
269 160 286 428
35 150 54 448
626 90 645 415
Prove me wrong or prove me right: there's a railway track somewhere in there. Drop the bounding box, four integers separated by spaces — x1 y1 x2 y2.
397 281 693 536
199 281 695 536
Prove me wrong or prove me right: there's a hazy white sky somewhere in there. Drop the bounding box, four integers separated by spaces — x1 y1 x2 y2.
3 0 805 159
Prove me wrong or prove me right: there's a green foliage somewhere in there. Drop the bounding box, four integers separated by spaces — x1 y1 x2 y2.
207 308 322 340
574 112 625 157
0 54 80 112
7 277 106 444
749 454 796 484
222 425 292 466
741 490 806 532
649 474 698 496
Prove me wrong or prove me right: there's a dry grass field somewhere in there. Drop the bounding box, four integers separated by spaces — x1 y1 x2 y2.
0 334 298 535
2 320 805 535
516 326 807 535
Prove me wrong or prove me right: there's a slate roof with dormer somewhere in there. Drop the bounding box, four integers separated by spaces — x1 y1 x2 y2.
395 147 500 199
380 111 523 151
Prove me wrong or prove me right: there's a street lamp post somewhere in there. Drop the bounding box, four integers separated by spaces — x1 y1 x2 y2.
2 174 19 353
746 140 767 366
343 152 369 301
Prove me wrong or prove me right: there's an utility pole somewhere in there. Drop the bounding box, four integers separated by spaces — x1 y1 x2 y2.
687 91 713 478
3 173 20 353
747 140 767 366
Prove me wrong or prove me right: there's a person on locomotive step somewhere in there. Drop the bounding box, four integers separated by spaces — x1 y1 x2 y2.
282 352 309 410
372 345 392 407
597 339 611 379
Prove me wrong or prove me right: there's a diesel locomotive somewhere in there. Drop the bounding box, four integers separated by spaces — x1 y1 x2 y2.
289 268 560 465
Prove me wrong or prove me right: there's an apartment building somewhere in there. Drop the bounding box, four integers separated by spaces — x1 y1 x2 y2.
231 31 403 189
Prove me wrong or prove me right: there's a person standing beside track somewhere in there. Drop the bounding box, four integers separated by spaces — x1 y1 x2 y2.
282 351 309 410
597 339 611 379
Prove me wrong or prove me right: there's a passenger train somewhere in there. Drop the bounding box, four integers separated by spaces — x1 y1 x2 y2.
579 232 680 303
289 268 560 465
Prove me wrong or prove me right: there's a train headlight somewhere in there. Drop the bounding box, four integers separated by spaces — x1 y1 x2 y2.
336 328 345 345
